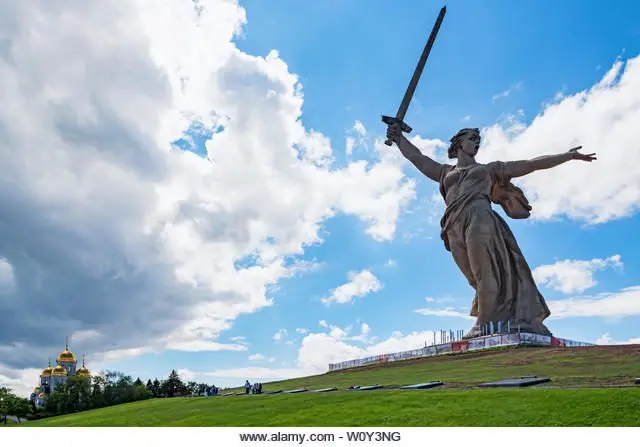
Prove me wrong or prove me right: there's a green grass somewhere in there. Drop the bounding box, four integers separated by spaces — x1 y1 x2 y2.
24 345 640 427
27 389 640 427
0 418 19 426
235 345 640 393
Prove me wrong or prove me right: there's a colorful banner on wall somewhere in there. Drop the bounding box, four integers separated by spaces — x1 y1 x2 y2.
328 332 593 372
467 338 486 351
436 343 452 354
451 341 469 353
519 333 552 345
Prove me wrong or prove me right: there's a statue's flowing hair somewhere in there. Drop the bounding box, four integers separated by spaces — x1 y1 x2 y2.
448 128 480 159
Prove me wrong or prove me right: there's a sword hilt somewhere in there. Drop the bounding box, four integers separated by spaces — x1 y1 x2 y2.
381 115 412 146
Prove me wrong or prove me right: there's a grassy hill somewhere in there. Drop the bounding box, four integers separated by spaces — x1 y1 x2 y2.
25 345 640 427
229 345 640 392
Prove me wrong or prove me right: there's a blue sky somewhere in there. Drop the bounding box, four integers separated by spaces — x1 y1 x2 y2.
2 0 640 394
102 0 640 383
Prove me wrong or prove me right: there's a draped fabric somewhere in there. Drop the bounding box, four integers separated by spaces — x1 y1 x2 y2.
438 162 551 337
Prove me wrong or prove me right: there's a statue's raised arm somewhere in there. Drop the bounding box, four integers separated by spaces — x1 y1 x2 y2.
501 146 597 179
386 122 444 182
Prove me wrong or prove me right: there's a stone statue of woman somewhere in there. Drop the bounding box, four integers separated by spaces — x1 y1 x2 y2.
386 124 596 338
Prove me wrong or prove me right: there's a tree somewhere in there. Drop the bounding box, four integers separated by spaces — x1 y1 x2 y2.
11 398 30 423
134 377 143 387
186 381 199 396
152 378 161 397
0 387 10 425
162 370 185 398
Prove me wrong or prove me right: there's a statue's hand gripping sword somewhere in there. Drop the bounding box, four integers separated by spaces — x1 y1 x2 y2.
382 6 447 146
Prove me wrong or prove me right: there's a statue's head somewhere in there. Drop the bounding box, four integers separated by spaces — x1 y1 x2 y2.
448 128 480 159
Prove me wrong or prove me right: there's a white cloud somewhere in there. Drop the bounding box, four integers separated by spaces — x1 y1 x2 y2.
191 327 446 386
423 296 454 304
273 328 288 342
353 120 367 137
71 329 102 343
0 0 416 374
349 322 374 344
248 353 265 361
205 366 303 382
548 286 640 319
414 306 474 320
414 285 640 322
322 270 382 305
385 259 397 268
0 258 15 294
346 136 356 156
319 320 329 328
296 329 444 374
595 333 640 345
492 81 523 102
533 255 623 294
177 368 196 382
328 326 349 339
0 366 42 398
479 56 640 223
345 120 368 156
295 328 308 335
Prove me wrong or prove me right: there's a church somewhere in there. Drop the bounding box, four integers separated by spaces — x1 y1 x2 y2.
30 338 91 407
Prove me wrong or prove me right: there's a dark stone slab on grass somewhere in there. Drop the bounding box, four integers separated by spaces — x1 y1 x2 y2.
312 387 338 393
356 385 383 391
265 390 283 395
399 381 443 390
284 389 308 394
635 378 640 385
479 377 550 388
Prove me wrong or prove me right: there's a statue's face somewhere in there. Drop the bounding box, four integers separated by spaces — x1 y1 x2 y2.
459 131 480 157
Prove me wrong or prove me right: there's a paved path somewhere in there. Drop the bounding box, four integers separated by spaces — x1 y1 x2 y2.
5 415 23 424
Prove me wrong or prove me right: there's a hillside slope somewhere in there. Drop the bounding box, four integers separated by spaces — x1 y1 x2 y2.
25 345 640 427
245 345 640 393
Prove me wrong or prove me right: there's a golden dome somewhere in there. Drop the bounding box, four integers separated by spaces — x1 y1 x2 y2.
57 337 77 363
40 356 53 377
52 365 68 376
34 386 40 392
76 354 91 379
38 393 45 399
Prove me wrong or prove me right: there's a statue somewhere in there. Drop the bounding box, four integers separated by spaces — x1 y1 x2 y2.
386 124 596 337
380 6 596 338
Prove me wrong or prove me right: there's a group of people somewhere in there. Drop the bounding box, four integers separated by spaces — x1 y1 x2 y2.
206 386 219 396
244 380 263 395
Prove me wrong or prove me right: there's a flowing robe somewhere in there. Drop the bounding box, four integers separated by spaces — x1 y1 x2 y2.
438 161 551 336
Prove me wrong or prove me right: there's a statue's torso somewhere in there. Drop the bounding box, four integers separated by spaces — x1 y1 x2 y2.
442 163 493 206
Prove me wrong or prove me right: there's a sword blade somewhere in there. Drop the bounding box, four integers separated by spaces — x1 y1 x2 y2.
395 6 446 121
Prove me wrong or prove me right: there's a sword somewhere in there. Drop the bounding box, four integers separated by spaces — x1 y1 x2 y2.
382 6 447 146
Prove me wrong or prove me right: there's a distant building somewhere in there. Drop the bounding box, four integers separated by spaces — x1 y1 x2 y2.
30 337 91 407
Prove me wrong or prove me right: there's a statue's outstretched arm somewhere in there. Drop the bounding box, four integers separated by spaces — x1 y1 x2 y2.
505 146 596 178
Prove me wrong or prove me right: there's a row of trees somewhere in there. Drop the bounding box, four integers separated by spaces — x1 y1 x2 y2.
145 370 214 398
0 386 31 424
40 369 217 418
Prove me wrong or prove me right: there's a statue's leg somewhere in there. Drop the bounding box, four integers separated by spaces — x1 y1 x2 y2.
465 216 505 333
447 234 480 338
